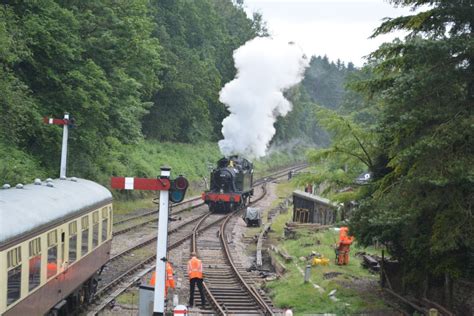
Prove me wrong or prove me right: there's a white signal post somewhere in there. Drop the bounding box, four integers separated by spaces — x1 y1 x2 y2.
110 168 184 315
154 166 171 316
60 113 69 179
44 112 71 179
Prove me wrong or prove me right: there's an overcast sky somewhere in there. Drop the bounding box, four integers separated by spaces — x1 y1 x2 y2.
244 0 416 66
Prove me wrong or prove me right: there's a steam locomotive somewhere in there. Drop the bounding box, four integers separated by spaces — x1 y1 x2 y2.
202 155 254 212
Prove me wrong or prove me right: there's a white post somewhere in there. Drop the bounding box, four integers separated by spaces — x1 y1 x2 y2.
60 112 69 179
304 265 311 283
153 166 171 315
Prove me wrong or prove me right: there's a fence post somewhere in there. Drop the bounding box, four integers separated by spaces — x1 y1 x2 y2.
304 265 311 283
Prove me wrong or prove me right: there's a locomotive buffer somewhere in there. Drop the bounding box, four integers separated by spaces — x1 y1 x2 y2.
111 167 188 316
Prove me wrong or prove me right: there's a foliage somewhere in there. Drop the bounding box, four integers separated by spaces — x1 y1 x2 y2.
0 0 262 185
349 0 474 283
274 56 358 146
295 105 377 203
142 0 261 142
302 56 356 110
0 141 47 185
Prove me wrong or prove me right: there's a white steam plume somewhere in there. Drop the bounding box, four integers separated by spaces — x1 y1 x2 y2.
218 37 309 158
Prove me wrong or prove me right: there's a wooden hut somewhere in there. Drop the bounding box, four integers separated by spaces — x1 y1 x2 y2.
292 190 337 224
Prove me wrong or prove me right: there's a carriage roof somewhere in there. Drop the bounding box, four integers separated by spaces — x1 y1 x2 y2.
0 178 112 245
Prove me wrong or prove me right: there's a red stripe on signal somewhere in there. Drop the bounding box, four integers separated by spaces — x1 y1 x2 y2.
43 117 67 125
110 177 171 191
111 177 126 189
133 178 170 190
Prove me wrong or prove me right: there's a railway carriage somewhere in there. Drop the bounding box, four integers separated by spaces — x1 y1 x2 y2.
202 155 254 212
0 178 113 315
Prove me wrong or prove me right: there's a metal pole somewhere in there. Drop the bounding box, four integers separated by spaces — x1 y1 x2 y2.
153 166 171 315
60 112 69 179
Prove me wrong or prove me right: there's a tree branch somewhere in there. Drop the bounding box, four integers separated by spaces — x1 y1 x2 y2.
333 146 370 167
343 120 374 169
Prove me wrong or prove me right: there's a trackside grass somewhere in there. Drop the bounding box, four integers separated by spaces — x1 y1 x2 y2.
264 183 391 315
113 197 156 218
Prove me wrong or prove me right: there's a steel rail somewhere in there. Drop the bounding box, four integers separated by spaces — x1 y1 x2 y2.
191 184 273 315
113 196 202 226
219 186 274 315
191 211 229 315
109 212 209 264
89 163 307 314
113 162 307 235
88 214 229 315
113 200 204 236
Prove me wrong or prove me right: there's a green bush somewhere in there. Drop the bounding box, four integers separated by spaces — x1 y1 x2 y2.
0 142 48 184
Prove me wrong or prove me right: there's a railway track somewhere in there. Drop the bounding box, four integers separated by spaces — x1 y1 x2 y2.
111 162 306 236
87 163 307 314
113 196 203 235
86 207 209 315
191 185 275 315
86 205 237 315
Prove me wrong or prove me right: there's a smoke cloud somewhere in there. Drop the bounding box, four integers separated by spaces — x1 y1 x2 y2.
218 37 309 158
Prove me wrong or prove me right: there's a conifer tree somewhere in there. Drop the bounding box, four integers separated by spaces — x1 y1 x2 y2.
351 0 474 286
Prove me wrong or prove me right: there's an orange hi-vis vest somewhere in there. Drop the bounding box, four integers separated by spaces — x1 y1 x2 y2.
339 226 354 245
150 262 175 289
187 257 203 279
166 262 175 289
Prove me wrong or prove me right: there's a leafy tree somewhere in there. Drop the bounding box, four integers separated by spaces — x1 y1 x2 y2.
299 106 377 204
302 56 356 109
349 0 474 287
0 0 163 178
143 0 261 142
0 6 41 149
0 0 262 184
274 56 359 146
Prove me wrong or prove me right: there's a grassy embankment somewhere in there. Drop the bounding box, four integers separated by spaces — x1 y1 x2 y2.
262 180 389 315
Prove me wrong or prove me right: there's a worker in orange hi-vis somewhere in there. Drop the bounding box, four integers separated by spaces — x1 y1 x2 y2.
187 252 206 308
336 226 354 265
150 261 175 297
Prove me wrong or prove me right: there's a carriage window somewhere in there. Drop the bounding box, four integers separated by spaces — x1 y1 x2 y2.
81 215 89 256
69 235 77 263
29 237 42 291
69 221 77 264
47 230 58 278
92 211 99 248
102 218 109 242
102 207 109 242
7 247 22 305
101 207 108 218
8 266 22 305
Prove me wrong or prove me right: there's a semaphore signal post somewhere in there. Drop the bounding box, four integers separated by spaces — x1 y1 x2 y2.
111 167 188 316
43 112 75 179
